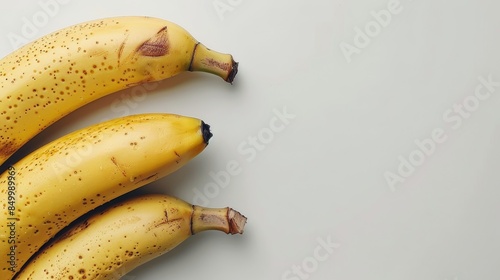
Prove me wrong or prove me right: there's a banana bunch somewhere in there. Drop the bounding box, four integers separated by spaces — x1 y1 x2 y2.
0 113 211 278
0 15 245 280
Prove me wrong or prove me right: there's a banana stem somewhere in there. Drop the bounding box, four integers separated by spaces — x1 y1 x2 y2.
191 206 247 235
189 43 239 84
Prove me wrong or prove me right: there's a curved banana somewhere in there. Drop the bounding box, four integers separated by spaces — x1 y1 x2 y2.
0 113 212 278
0 15 237 166
14 193 246 280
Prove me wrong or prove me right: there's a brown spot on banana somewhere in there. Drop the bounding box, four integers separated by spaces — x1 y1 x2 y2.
149 212 183 231
88 48 110 58
137 26 169 57
135 172 159 185
174 150 181 164
110 156 127 178
204 58 231 72
0 140 19 164
117 35 128 67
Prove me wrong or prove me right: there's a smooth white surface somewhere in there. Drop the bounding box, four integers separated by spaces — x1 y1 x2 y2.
2 0 500 279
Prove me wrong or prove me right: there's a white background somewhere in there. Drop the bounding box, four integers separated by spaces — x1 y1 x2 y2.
1 0 500 279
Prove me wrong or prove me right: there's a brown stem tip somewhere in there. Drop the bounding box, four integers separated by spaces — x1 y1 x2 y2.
226 59 238 84
228 208 247 235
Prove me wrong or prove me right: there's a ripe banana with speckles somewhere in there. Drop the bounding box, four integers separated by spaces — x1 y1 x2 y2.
0 15 237 167
15 193 246 280
0 113 212 279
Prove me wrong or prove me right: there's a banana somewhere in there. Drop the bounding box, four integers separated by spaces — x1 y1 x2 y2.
14 193 246 280
0 113 212 278
14 193 246 279
0 15 237 167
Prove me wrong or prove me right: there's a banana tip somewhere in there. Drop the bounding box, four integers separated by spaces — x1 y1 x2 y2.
226 59 238 84
201 121 213 144
228 208 247 235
